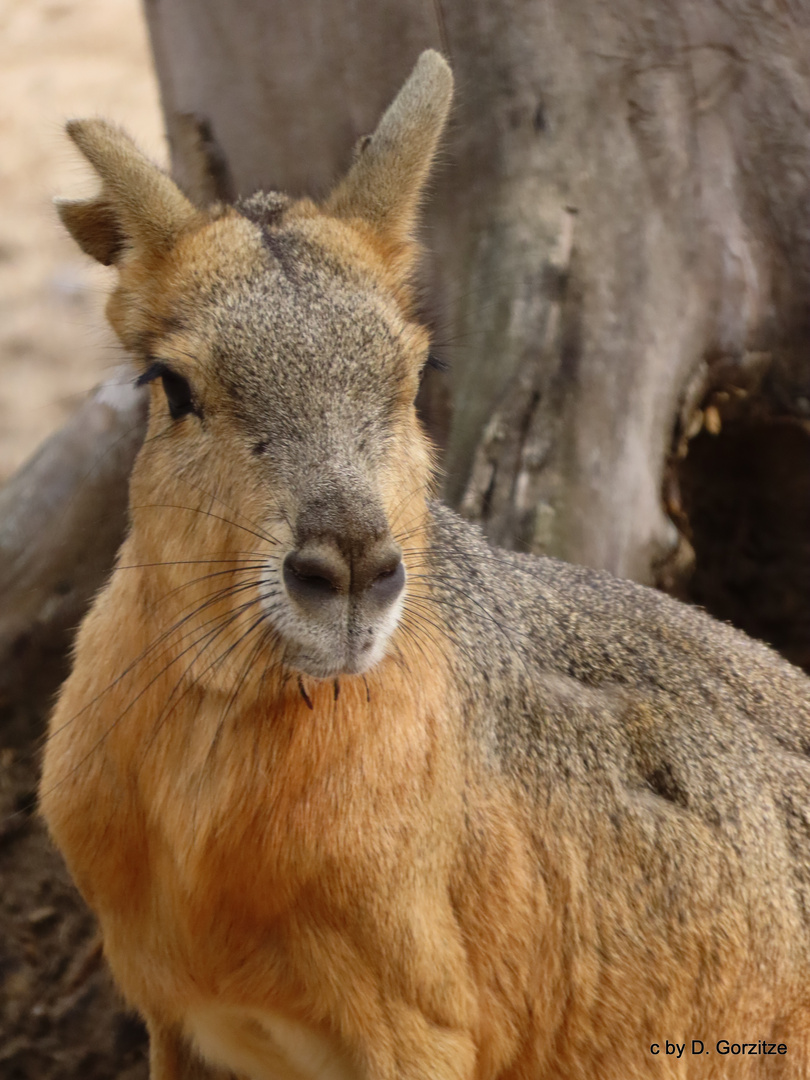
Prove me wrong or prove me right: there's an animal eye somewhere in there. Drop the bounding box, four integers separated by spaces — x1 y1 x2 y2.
136 362 200 421
159 369 195 420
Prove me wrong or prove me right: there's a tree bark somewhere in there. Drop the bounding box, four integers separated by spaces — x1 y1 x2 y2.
0 370 146 720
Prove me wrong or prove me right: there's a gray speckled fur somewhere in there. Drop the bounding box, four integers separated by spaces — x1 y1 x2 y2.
428 500 810 941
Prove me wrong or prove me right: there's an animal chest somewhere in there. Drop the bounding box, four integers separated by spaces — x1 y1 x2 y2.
89 682 466 1079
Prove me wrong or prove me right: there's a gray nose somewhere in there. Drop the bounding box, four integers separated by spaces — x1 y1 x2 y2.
283 537 405 615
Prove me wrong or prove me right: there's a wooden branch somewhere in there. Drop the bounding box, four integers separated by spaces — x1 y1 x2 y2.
0 368 147 722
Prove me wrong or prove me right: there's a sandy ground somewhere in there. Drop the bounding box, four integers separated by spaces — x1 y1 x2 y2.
0 0 164 484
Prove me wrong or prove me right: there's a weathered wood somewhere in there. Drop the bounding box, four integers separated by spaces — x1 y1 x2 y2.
0 370 146 719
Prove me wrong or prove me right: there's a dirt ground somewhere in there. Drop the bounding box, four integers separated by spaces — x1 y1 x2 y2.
1 1 164 1074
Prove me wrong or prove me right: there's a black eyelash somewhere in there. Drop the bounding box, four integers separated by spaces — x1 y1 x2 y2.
136 361 200 421
426 352 449 373
135 362 166 388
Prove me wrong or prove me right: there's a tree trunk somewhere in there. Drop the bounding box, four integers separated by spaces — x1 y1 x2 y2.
0 370 146 719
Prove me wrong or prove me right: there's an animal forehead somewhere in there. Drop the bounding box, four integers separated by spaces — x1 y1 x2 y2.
207 259 404 376
169 209 397 337
188 252 410 441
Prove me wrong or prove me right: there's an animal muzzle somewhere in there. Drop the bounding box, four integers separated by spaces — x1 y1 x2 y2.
273 498 406 678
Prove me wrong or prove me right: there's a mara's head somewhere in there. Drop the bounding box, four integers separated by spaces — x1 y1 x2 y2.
58 51 453 682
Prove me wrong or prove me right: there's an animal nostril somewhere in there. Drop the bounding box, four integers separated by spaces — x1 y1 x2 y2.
368 557 405 605
290 566 335 592
283 549 348 608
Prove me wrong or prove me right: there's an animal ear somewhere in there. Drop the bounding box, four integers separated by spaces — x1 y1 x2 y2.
55 120 199 266
325 50 453 248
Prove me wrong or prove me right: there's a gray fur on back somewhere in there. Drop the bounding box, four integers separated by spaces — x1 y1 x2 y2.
428 501 810 943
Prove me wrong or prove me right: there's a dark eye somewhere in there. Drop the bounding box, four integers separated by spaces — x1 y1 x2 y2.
160 369 195 420
136 362 200 421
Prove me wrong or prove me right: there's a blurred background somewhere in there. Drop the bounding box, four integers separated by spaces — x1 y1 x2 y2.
0 0 162 484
